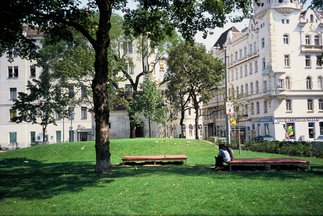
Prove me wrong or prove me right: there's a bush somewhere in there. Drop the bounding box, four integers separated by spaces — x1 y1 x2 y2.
245 141 314 157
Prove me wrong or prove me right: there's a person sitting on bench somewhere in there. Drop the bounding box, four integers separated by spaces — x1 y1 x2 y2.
215 144 233 170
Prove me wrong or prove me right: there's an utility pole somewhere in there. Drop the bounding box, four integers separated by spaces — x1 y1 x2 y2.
224 46 231 145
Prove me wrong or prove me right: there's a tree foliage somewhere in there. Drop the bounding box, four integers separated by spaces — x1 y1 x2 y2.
12 69 69 143
166 42 223 139
0 0 252 173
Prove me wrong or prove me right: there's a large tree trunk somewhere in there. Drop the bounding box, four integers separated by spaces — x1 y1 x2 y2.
92 1 113 174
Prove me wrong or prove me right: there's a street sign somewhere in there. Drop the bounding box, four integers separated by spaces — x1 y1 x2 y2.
226 102 234 116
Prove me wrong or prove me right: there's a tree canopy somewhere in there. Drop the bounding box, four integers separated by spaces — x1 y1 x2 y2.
0 0 252 173
166 42 223 139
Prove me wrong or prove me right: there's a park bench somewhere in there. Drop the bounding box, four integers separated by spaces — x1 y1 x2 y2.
122 154 188 165
226 158 310 171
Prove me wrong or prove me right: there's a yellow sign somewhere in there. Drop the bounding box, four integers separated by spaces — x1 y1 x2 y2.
230 117 236 126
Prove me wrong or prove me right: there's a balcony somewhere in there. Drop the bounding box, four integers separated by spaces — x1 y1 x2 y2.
301 45 323 54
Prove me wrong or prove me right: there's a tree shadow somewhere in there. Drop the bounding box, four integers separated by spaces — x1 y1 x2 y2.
1 158 323 200
0 158 113 200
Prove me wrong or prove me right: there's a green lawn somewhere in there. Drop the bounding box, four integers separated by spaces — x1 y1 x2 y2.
1 138 323 215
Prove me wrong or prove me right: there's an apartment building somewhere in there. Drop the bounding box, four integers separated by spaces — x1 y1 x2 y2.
0 29 167 149
207 0 323 142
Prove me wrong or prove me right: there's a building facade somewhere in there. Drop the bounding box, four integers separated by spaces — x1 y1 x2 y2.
0 30 168 149
208 0 323 142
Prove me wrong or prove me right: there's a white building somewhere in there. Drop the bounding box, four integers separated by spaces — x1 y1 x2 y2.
0 29 168 149
208 0 323 142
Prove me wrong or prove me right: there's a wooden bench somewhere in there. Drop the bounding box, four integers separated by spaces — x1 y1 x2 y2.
226 158 310 171
122 154 188 165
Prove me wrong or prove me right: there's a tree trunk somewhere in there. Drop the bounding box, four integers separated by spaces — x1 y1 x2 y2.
42 125 47 144
194 106 199 140
129 117 136 138
180 107 185 138
92 2 113 174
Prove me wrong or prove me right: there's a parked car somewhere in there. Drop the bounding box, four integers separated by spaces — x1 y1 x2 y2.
252 135 276 142
314 135 323 142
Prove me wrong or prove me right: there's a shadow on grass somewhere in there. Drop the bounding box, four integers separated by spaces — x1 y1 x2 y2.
1 158 323 200
0 158 112 200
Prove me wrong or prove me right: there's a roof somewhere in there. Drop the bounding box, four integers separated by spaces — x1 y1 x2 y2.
212 26 240 49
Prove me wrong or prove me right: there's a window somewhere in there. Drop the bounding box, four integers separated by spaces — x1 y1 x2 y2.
250 82 254 95
308 122 315 139
123 41 133 54
244 47 247 56
30 131 36 144
318 76 323 90
249 63 253 75
68 86 75 98
319 99 323 111
30 65 36 78
56 131 62 143
10 109 17 122
244 65 248 77
305 55 311 67
125 84 132 92
263 80 267 93
81 107 87 120
286 99 292 112
284 54 290 67
245 84 249 95
283 34 289 44
282 19 285 24
129 63 134 74
256 81 259 93
261 38 265 48
251 102 254 115
253 42 257 52
306 77 312 90
241 85 244 96
8 66 18 78
255 61 258 73
239 49 242 59
310 14 314 23
264 123 269 136
277 79 284 88
81 85 87 99
235 68 238 80
314 35 320 46
236 86 239 97
317 56 322 67
285 77 291 89
305 35 310 45
68 107 75 120
264 100 268 113
55 112 62 120
256 102 260 114
240 67 243 78
10 88 17 100
235 51 238 60
307 99 313 111
262 58 266 71
9 132 17 145
249 44 253 54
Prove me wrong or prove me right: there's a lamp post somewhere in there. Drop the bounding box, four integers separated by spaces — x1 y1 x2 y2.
69 109 74 142
224 46 231 145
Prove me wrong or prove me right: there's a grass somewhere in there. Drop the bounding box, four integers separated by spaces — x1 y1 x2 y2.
0 138 323 216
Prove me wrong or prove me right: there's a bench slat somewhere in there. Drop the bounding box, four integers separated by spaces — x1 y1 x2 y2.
122 154 188 162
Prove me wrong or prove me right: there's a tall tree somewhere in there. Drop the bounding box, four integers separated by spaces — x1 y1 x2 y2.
136 75 167 137
164 73 191 138
0 0 252 173
167 42 223 139
12 69 70 143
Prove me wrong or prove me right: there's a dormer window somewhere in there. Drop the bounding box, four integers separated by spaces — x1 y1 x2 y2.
310 14 314 23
